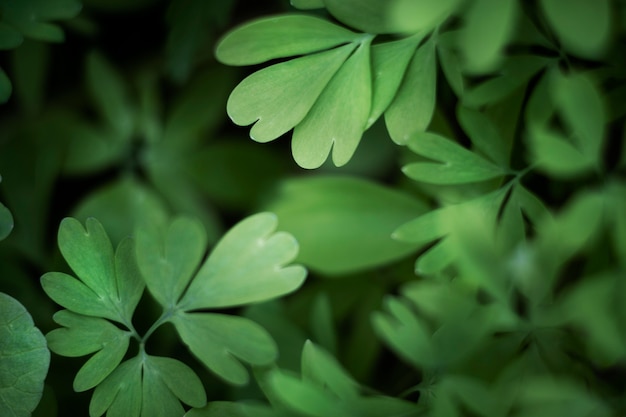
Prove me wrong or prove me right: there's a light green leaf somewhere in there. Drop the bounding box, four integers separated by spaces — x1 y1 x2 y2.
178 212 306 310
72 176 170 246
372 296 436 369
301 340 358 400
171 312 277 385
368 33 423 128
216 14 360 66
527 124 596 177
457 106 509 168
145 356 206 409
540 0 610 58
86 51 134 138
136 216 207 308
437 34 464 96
90 357 142 417
45 310 131 391
385 36 437 145
0 292 50 417
268 370 358 417
0 66 12 103
459 0 517 74
402 132 507 184
550 71 605 162
42 219 144 324
227 43 354 143
309 294 337 354
414 239 456 275
292 38 372 168
265 176 428 275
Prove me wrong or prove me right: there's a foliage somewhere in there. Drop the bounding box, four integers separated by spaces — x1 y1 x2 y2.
0 0 625 416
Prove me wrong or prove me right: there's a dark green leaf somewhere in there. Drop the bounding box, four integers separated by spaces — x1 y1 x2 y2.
90 357 142 417
171 312 277 385
136 216 207 308
385 36 437 145
457 106 510 168
227 43 354 143
0 66 12 103
0 24 24 49
368 33 422 128
216 14 360 66
178 212 306 310
0 177 13 239
0 292 50 417
0 0 81 42
459 0 518 74
290 0 324 9
11 40 50 115
540 0 610 58
292 38 373 168
437 34 464 96
265 176 428 275
402 132 507 184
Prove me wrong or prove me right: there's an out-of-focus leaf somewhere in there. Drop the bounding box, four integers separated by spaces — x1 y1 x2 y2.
527 125 596 177
437 33 464 96
265 175 428 275
606 181 626 263
171 312 277 385
216 14 360 66
81 0 158 12
0 66 11 103
46 310 130 392
136 216 206 308
0 292 50 417
291 0 324 9
459 0 517 74
72 176 169 246
86 51 134 138
402 132 507 184
226 43 354 142
301 340 358 400
385 36 437 145
0 200 12 240
540 0 610 58
0 0 81 42
309 294 337 354
0 24 23 49
368 33 422 128
11 40 50 114
457 106 510 167
292 39 372 168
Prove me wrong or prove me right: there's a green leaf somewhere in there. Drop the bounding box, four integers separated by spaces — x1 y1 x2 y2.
402 132 507 184
216 14 360 66
436 33 464 96
385 36 437 145
0 292 50 417
291 0 324 9
458 0 518 74
11 40 50 115
527 125 596 177
301 340 358 400
367 33 422 128
457 106 510 167
0 175 13 240
0 0 81 42
268 370 358 417
90 356 142 417
264 176 428 275
178 212 306 310
86 51 134 138
226 43 354 143
0 24 24 49
550 71 605 163
0 66 12 103
606 181 626 263
292 38 373 168
136 216 207 308
539 0 610 58
372 296 436 369
46 310 131 392
41 218 144 324
309 294 337 354
171 312 277 385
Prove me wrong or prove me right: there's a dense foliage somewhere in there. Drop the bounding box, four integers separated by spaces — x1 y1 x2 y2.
0 0 625 416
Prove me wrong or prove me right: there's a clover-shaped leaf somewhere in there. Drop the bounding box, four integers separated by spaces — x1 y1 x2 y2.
41 218 145 325
0 292 50 417
46 310 131 392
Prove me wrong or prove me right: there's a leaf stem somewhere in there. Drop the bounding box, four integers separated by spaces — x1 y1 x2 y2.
140 307 175 344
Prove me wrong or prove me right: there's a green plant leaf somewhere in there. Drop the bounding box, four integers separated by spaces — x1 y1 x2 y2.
90 356 142 417
291 0 324 9
385 36 437 145
0 66 11 103
457 106 510 167
301 340 358 400
0 175 13 240
550 71 605 165
171 312 277 385
177 212 306 310
458 0 518 74
0 0 81 42
402 132 507 184
135 216 207 308
539 0 610 58
264 175 428 275
11 40 50 115
437 34 464 96
0 23 24 49
226 43 354 143
368 33 423 128
216 14 360 66
86 51 134 138
46 310 131 392
292 38 372 168
0 292 50 417
41 218 144 325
